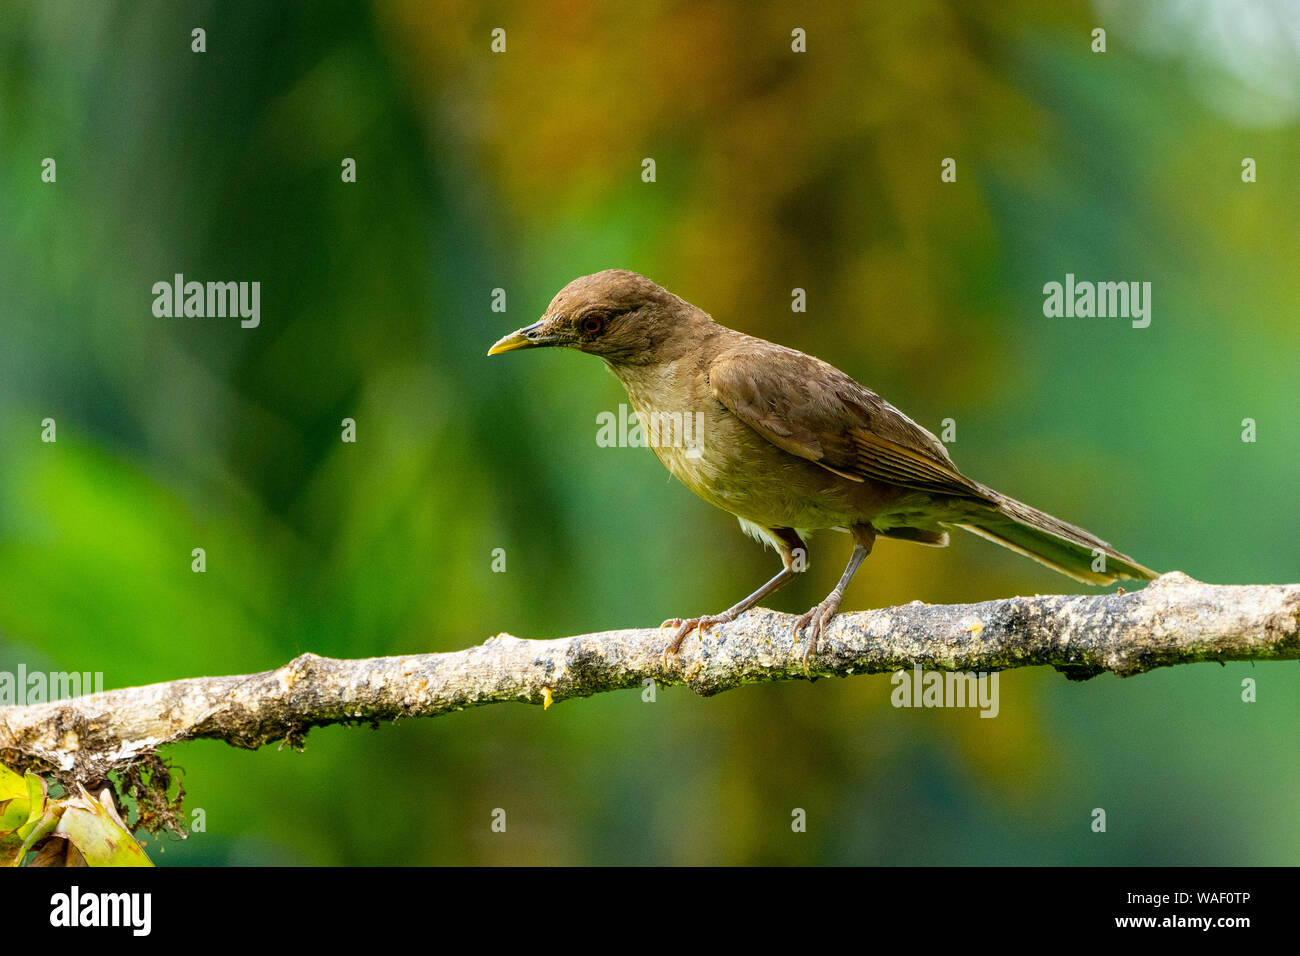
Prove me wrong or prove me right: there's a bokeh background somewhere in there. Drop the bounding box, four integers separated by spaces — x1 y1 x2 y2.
1 0 1297 864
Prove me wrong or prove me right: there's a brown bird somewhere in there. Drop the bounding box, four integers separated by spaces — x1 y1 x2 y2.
489 270 1156 667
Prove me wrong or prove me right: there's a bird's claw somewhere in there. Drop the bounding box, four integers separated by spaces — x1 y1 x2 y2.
793 595 842 674
660 613 732 670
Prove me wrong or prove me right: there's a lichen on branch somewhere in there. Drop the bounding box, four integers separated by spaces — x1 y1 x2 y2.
1 573 1295 788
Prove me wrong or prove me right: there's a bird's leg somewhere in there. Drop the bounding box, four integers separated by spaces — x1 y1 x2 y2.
662 528 806 668
795 523 875 668
662 567 793 657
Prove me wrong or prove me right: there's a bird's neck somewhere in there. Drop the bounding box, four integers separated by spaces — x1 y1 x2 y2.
605 325 732 414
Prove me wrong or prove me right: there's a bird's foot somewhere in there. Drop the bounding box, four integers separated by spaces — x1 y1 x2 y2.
793 593 843 673
660 612 734 669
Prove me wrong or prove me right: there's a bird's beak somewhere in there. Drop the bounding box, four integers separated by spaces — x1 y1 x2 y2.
487 319 559 355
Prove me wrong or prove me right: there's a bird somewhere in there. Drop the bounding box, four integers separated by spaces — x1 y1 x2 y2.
488 269 1157 668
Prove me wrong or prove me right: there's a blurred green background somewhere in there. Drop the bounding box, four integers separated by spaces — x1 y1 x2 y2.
1 0 1297 864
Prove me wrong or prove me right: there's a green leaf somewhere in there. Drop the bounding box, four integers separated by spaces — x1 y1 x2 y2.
11 807 60 866
0 765 24 802
0 796 28 836
15 773 49 841
54 787 152 867
0 765 30 838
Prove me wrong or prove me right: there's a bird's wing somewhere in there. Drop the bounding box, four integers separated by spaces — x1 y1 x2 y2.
708 343 990 500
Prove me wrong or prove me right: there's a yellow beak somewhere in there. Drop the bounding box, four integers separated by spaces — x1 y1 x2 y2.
487 320 557 355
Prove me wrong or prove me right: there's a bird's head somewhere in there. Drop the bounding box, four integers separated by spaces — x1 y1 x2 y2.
487 269 711 366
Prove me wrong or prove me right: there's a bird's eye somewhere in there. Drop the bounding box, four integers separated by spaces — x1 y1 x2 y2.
581 312 607 335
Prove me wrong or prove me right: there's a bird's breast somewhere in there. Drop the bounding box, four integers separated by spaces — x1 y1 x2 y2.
615 361 874 530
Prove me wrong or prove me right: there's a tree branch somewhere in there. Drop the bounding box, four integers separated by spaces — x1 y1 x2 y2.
2 572 1296 783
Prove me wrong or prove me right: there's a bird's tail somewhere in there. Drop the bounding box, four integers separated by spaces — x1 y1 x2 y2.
954 491 1157 585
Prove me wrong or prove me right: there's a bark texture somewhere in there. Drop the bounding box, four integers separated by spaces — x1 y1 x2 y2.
2 572 1295 783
